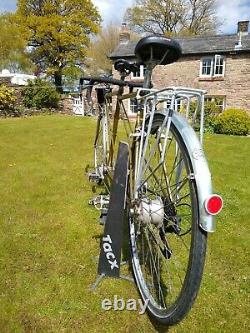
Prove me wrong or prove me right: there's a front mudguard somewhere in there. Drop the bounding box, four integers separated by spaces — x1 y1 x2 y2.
159 111 215 232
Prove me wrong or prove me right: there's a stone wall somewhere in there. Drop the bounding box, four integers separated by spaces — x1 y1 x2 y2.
152 53 250 112
60 96 74 114
0 79 75 115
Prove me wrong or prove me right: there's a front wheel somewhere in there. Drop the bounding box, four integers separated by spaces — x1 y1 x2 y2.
129 114 207 325
94 114 108 180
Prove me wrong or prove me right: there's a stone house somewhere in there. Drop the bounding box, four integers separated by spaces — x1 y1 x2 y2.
0 69 36 86
110 21 250 116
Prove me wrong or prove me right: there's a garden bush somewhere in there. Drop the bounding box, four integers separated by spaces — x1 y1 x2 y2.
0 84 17 116
22 78 60 109
189 100 220 133
213 108 250 136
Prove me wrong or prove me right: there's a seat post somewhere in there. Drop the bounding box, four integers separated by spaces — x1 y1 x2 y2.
143 62 156 89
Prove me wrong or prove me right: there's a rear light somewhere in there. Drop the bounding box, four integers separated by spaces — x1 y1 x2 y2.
204 195 223 215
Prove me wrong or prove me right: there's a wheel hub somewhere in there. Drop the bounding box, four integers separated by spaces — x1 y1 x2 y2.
135 197 164 227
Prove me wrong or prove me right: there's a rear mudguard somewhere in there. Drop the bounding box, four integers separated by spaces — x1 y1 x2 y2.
157 111 215 232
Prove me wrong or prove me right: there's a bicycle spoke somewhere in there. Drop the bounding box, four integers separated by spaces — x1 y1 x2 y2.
129 115 200 313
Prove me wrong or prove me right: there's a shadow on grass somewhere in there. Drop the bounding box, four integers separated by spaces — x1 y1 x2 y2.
152 323 171 333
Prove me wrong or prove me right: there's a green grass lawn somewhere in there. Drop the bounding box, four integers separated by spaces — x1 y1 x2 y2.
0 115 249 333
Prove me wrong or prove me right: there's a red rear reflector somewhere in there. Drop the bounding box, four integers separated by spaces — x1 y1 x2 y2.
205 195 223 215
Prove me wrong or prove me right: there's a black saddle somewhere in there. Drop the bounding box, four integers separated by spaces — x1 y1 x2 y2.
135 35 182 65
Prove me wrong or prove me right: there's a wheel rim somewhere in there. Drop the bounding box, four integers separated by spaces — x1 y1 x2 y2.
95 116 106 177
130 120 197 315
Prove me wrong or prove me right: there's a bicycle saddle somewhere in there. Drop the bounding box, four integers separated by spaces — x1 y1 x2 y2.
114 59 140 74
135 35 182 65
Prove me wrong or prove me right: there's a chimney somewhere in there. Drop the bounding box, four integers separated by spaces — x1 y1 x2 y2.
237 21 249 36
119 23 130 43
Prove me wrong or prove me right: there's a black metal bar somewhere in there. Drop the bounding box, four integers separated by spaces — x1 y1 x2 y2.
97 142 129 277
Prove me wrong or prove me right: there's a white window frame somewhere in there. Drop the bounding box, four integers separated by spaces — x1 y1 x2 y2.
215 96 226 111
131 65 145 79
205 96 226 112
200 57 213 77
214 55 225 77
200 55 225 78
174 98 182 111
127 98 137 114
130 98 138 113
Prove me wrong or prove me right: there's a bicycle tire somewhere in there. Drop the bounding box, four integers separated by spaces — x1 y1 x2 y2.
94 114 108 181
129 112 207 325
94 109 114 191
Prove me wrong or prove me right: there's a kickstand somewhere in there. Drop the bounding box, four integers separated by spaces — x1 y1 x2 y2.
90 273 106 291
90 272 134 291
90 259 134 290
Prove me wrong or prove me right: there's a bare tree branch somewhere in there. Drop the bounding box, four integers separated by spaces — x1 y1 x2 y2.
124 0 219 36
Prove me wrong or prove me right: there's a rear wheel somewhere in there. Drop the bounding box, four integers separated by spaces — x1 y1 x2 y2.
129 114 207 325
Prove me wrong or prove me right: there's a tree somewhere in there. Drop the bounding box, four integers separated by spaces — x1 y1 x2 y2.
86 24 140 75
183 0 219 35
125 0 219 36
16 0 101 91
86 24 120 75
0 13 32 72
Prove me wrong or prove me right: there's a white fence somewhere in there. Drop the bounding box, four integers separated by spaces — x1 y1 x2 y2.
72 97 84 115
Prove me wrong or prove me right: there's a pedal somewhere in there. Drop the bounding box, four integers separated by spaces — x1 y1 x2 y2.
99 210 108 225
88 171 103 183
89 196 109 225
89 195 110 210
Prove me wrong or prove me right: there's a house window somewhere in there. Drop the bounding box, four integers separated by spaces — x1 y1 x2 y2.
164 98 181 111
175 99 182 111
129 98 138 113
214 55 225 76
201 58 213 76
205 96 225 112
200 55 225 77
162 99 182 112
131 65 145 79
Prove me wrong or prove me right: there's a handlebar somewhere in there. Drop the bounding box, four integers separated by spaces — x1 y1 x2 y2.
79 76 143 104
80 76 143 88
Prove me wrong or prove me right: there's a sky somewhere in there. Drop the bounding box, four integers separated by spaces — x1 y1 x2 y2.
0 0 250 34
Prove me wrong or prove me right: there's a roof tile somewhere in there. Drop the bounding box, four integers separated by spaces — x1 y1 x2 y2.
110 34 250 59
